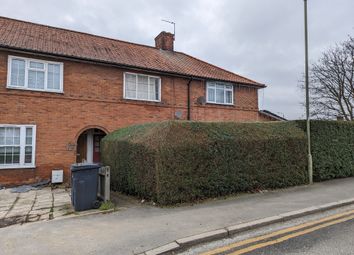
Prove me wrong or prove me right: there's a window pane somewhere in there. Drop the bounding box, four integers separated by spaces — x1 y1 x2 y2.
13 127 20 145
0 128 4 145
148 77 159 101
3 146 20 165
208 87 215 102
5 147 13 164
125 90 136 98
208 82 215 88
10 59 25 86
13 147 20 164
5 127 14 145
48 64 61 90
226 90 233 104
216 84 224 90
225 85 233 90
28 70 45 89
155 82 159 100
26 127 33 145
0 147 4 164
216 88 224 103
29 61 44 69
125 74 137 98
25 146 32 164
137 75 149 100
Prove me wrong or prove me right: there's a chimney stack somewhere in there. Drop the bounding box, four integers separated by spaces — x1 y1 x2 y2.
155 31 174 51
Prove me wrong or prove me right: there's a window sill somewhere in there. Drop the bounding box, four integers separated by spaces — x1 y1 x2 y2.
0 165 36 170
206 102 235 107
123 97 162 104
6 86 64 94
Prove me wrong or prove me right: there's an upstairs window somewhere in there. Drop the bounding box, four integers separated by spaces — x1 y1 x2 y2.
7 56 63 93
124 72 161 102
0 125 36 169
206 81 234 105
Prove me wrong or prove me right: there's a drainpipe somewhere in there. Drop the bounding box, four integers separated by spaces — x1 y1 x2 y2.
187 78 193 120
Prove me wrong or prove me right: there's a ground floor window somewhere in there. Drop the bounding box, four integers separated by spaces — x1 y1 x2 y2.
0 125 36 169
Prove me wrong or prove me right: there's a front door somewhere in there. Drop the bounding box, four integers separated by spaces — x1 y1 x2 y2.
76 133 87 163
93 134 105 163
76 129 106 164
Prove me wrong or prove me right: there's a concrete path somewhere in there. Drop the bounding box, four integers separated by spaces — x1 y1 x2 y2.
0 187 73 227
1 178 354 255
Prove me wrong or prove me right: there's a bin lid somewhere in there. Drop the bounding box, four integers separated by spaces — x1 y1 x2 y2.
71 163 100 172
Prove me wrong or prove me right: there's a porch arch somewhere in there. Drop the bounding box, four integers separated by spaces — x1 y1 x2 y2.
75 125 109 164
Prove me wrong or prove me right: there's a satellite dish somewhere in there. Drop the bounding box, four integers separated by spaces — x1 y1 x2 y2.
197 96 206 105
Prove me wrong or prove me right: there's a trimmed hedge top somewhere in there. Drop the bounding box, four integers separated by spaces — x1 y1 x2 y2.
104 121 306 146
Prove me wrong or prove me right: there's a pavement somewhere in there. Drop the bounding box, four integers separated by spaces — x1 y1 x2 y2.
1 177 354 255
0 186 73 227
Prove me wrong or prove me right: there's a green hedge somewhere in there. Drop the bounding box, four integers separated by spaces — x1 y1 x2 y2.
297 120 354 181
102 121 308 205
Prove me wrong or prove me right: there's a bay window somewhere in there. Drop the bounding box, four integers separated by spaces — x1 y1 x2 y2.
207 81 234 105
7 56 63 93
0 125 36 169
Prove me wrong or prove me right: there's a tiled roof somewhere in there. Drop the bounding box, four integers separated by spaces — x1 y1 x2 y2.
259 110 287 121
0 16 264 87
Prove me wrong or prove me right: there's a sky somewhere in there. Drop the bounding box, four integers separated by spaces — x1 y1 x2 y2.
1 0 354 119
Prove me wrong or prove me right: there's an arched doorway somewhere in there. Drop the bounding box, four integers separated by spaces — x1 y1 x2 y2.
76 128 107 164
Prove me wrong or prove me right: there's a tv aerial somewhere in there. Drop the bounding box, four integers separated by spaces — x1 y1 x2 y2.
161 19 176 38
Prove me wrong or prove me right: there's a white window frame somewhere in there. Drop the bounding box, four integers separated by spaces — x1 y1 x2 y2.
0 124 36 169
123 72 161 102
206 81 234 105
7 55 64 93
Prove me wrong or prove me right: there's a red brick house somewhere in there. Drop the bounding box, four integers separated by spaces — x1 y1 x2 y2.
0 16 268 186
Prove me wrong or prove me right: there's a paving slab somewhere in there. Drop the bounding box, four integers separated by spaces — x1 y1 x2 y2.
0 186 74 227
0 211 7 219
0 201 16 207
26 214 42 222
0 205 11 211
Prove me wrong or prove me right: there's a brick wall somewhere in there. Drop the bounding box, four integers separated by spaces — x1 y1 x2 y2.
0 50 262 186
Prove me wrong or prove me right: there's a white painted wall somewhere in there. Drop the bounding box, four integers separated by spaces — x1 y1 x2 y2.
86 130 93 164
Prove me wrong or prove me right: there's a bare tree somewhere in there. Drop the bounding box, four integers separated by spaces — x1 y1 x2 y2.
307 36 354 120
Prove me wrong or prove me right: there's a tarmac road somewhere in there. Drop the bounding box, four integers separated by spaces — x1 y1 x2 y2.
181 208 354 255
247 217 354 255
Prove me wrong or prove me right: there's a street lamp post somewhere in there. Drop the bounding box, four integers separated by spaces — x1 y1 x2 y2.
304 0 313 184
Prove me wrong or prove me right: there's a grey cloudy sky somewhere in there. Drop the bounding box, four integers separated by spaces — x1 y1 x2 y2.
1 0 354 119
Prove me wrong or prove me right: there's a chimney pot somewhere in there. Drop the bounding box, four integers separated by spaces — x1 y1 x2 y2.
155 31 174 51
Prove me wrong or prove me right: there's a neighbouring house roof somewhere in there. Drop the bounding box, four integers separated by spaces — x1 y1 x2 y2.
0 16 264 87
259 110 287 121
